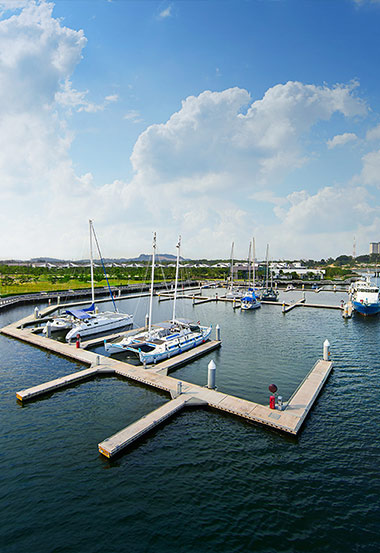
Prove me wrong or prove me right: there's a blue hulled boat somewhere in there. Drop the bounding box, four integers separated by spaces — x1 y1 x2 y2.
349 277 380 316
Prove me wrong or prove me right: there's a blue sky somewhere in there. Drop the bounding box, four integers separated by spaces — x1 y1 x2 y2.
1 0 380 260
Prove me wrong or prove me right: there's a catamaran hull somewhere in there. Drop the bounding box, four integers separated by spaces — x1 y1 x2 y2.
138 327 212 365
353 301 380 316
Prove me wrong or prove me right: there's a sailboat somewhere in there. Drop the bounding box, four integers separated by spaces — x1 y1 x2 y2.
65 220 133 341
105 234 212 364
104 232 163 354
241 238 261 310
226 242 243 299
261 244 279 302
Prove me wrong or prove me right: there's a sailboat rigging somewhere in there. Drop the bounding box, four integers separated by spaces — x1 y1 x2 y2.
65 220 133 341
105 234 212 364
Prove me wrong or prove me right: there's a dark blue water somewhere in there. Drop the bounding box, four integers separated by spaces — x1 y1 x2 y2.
1 289 379 553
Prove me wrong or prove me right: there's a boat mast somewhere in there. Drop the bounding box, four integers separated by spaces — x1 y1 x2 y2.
265 244 269 289
89 219 95 306
148 232 156 335
247 241 252 286
252 237 256 289
230 242 234 289
172 235 181 322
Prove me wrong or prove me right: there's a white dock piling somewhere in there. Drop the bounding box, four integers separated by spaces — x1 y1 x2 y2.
207 360 216 389
323 339 331 361
216 324 221 341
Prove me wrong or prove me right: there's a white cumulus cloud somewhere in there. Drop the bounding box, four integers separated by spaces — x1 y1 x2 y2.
327 132 357 149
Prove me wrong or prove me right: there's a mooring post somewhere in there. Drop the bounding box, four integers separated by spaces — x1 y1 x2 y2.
145 313 149 330
207 360 216 389
57 296 60 305
177 381 183 395
216 324 221 341
34 307 39 320
45 321 51 338
323 339 331 361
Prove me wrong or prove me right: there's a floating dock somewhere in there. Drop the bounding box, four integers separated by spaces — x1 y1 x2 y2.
3 299 334 458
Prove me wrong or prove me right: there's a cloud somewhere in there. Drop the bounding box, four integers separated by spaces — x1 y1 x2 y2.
55 80 118 112
158 5 172 19
130 82 366 191
265 185 380 259
326 132 357 149
124 109 143 123
366 123 380 141
357 149 380 186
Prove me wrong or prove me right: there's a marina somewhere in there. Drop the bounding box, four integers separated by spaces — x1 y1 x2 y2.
3 286 335 458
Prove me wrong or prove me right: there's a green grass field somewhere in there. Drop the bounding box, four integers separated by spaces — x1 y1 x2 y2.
0 278 147 296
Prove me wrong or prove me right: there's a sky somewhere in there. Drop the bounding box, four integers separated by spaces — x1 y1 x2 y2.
1 0 380 261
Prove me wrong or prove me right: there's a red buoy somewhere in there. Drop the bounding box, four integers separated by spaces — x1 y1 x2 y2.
268 384 278 394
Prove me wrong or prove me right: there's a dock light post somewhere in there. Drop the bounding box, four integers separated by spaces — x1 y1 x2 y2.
216 324 221 341
207 360 216 389
282 302 286 313
323 339 331 361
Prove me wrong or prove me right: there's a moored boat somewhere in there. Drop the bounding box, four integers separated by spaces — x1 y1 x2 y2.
349 277 380 316
241 288 261 310
105 234 211 363
66 220 133 341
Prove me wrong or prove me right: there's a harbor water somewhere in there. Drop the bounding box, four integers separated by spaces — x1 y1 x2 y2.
1 287 379 552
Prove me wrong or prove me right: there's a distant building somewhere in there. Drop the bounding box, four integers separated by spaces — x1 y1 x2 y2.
370 242 380 254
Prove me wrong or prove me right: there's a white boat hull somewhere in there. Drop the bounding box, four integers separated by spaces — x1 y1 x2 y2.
66 312 133 341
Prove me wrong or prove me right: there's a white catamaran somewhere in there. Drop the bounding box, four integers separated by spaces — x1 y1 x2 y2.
104 234 212 364
65 220 133 341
